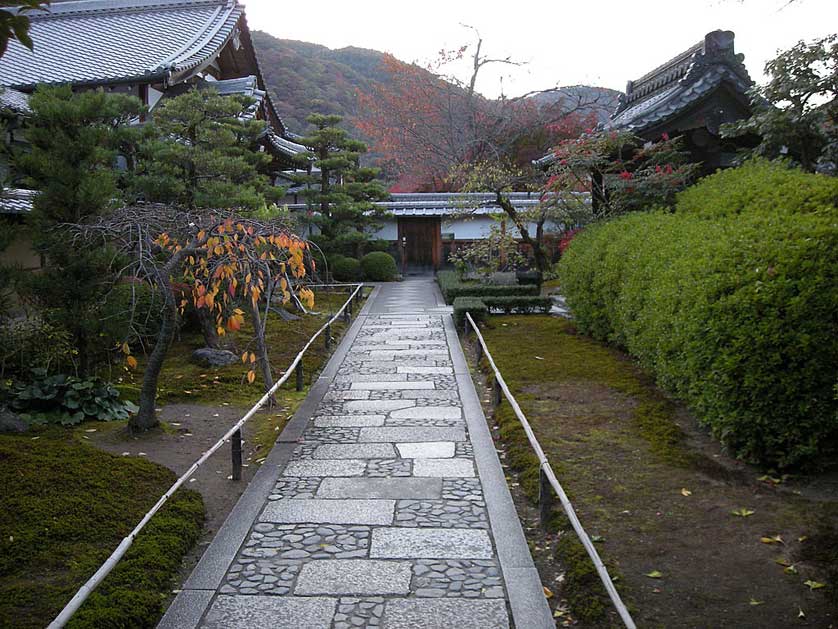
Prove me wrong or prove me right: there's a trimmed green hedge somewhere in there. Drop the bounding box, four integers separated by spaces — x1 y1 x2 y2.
453 297 488 330
330 256 362 282
483 296 553 315
437 271 539 304
360 251 398 282
558 164 838 468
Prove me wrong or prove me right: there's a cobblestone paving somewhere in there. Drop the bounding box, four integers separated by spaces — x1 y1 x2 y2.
199 280 510 628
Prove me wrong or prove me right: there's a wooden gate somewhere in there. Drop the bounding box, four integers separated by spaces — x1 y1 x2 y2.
397 217 441 270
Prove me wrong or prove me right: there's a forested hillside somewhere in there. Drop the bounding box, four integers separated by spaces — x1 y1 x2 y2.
252 31 620 136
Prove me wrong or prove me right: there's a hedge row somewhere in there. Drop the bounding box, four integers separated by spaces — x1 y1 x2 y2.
558 161 838 468
437 271 540 304
329 252 398 282
452 297 488 329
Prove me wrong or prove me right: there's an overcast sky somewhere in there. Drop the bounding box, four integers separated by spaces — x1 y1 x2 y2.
242 0 835 98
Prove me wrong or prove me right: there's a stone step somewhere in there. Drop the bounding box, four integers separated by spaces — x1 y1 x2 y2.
260 499 395 526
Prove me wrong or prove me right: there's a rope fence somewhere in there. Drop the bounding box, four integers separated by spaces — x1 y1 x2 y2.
48 283 366 629
464 311 637 629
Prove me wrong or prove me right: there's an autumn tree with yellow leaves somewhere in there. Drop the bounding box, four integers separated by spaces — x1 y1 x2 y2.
73 205 312 431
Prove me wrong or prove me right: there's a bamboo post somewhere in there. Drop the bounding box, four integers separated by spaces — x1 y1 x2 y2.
231 429 242 481
295 361 304 392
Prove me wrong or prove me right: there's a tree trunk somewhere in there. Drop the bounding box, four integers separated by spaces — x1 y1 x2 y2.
131 255 185 432
248 300 277 406
496 192 549 273
198 308 226 349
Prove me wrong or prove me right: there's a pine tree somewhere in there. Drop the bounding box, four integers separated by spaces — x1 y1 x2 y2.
15 85 144 374
295 113 388 257
133 88 280 210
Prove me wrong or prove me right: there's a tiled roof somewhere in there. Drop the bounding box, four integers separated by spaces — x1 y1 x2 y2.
267 128 309 159
0 87 31 113
606 30 753 134
0 188 36 214
286 192 588 217
0 0 244 89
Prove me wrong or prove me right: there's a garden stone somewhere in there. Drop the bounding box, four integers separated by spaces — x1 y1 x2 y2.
0 408 27 433
190 347 238 367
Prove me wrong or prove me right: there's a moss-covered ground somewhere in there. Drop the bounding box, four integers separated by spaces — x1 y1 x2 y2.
474 315 837 628
0 430 204 629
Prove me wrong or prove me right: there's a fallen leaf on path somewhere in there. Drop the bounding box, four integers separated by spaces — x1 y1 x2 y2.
804 580 826 590
761 535 784 545
749 598 764 606
680 488 692 496
543 586 554 598
84 429 97 433
645 570 663 579
798 608 806 619
758 474 783 485
774 557 791 567
798 536 808 543
732 508 755 517
784 565 798 575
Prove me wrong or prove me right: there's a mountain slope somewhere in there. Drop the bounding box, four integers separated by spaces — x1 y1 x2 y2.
252 31 621 136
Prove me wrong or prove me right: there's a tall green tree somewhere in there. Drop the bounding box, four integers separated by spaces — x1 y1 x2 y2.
722 34 837 172
15 85 144 374
296 113 388 257
134 88 280 210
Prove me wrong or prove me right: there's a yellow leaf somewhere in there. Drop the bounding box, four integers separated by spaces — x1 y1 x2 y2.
126 355 138 370
241 352 248 364
247 370 256 384
749 598 764 606
542 586 553 599
760 535 784 545
798 536 808 543
216 326 225 336
121 342 130 355
680 488 692 497
249 352 256 364
774 557 791 567
280 277 288 291
804 580 826 590
731 508 755 517
645 570 663 579
784 565 798 575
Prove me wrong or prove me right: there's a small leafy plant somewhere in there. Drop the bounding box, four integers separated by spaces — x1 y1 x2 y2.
3 369 138 426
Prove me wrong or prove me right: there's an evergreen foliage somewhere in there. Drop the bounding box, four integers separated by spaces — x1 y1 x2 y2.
359 251 397 281
558 164 838 468
133 88 280 210
295 113 388 256
14 85 145 374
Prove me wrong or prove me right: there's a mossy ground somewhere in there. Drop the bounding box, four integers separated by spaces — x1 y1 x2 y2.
474 315 837 628
0 430 204 629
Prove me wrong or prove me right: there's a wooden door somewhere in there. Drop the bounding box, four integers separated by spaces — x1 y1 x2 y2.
398 218 441 270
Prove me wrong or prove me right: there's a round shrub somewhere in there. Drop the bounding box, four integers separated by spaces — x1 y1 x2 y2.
559 165 838 469
360 251 398 281
331 256 362 282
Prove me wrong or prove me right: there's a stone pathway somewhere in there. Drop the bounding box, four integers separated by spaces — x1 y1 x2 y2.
161 278 551 629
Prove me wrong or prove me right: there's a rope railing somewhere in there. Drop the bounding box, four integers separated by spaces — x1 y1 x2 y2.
48 283 366 629
464 311 637 629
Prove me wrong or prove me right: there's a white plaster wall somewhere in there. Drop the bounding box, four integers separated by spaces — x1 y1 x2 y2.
367 217 564 241
368 219 398 241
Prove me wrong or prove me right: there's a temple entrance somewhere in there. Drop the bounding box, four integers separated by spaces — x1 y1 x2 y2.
397 217 441 272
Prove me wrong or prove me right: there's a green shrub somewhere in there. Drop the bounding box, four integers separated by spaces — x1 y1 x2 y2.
0 317 75 378
331 256 362 282
559 165 838 468
677 158 838 219
360 251 398 281
437 271 540 304
482 296 553 314
3 369 138 426
453 297 488 330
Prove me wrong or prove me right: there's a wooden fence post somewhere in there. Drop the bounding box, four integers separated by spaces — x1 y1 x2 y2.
493 376 502 407
538 466 554 528
231 429 242 481
325 323 331 350
295 361 304 392
475 339 483 364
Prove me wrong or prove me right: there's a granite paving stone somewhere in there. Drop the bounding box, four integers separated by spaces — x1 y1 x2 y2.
358 427 466 443
390 406 463 420
294 559 412 595
350 381 435 390
316 477 443 499
202 596 336 629
370 528 494 559
395 441 456 459
313 415 386 428
260 499 396 525
313 443 396 459
414 458 476 478
382 599 509 629
281 459 366 477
